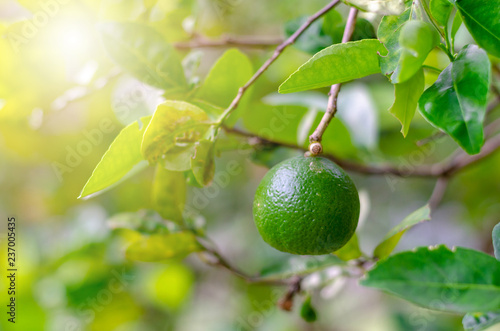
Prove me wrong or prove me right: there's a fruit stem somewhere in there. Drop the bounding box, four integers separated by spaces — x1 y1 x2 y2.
308 141 323 156
309 7 358 144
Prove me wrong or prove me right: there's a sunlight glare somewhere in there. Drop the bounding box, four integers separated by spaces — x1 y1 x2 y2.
45 17 96 62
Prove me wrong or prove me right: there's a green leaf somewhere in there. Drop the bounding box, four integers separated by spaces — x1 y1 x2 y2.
285 16 333 54
152 166 186 223
278 39 388 94
463 311 500 331
361 245 500 313
260 255 345 281
79 116 151 199
190 140 215 187
300 296 318 323
378 7 412 76
373 204 431 259
430 0 453 27
351 18 377 41
195 48 253 124
322 9 344 42
185 170 204 188
451 12 463 43
391 20 440 83
322 12 376 44
98 22 187 91
334 234 363 261
141 101 213 163
418 44 491 154
389 68 425 136
343 0 407 15
453 0 500 58
494 222 500 261
125 232 202 262
161 144 196 171
191 100 225 122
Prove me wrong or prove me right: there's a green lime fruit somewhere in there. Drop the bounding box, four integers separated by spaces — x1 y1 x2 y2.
253 155 360 255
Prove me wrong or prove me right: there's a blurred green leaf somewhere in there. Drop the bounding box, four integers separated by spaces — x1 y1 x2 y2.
184 170 204 188
361 245 500 313
451 12 463 44
195 48 253 124
430 0 453 27
493 222 500 261
161 144 196 171
418 45 490 154
145 263 195 310
152 166 186 223
378 7 412 76
389 68 425 136
343 0 406 15
334 234 363 261
322 9 344 42
108 211 169 234
322 12 376 44
80 117 151 199
98 0 145 21
391 20 439 83
351 18 377 41
463 311 500 331
242 103 307 145
141 101 213 163
126 232 202 262
285 16 333 54
373 204 431 259
279 39 388 94
260 255 345 281
452 0 500 58
190 140 215 187
242 103 357 159
98 22 187 91
265 86 377 150
250 146 301 168
300 295 318 322
192 100 225 122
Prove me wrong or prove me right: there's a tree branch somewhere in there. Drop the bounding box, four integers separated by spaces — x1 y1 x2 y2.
309 7 358 145
217 0 342 125
443 133 500 176
197 239 291 285
223 126 500 178
429 177 449 210
174 35 283 49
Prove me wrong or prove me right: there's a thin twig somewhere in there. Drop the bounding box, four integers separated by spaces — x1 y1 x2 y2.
217 0 341 125
309 7 358 144
429 177 449 210
486 117 500 137
174 35 283 49
278 276 302 311
198 239 290 285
